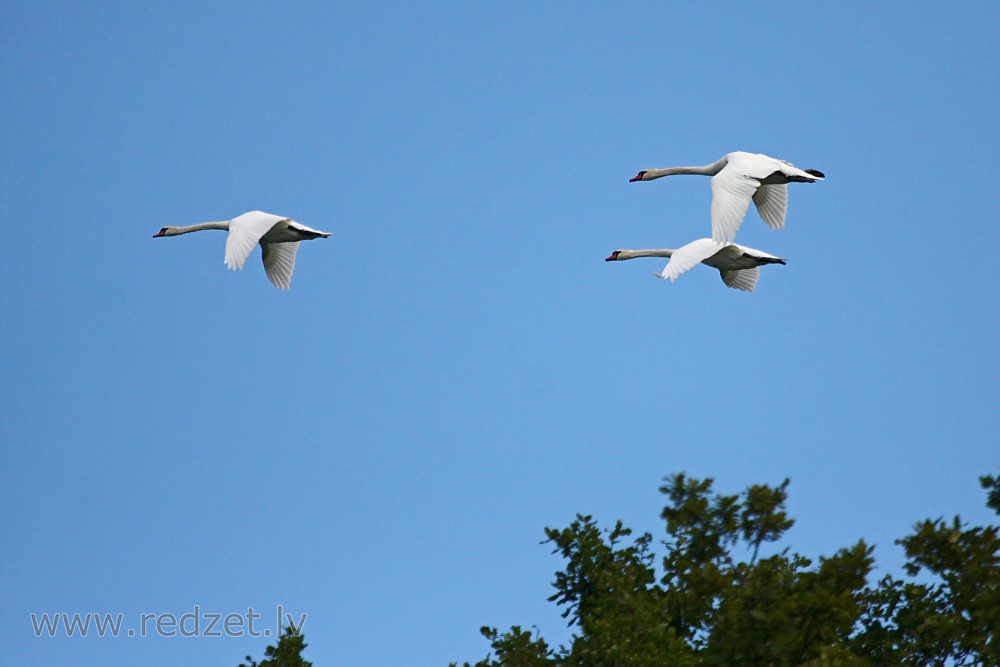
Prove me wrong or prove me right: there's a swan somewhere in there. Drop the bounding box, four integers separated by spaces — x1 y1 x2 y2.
153 210 332 290
605 238 786 292
630 151 823 245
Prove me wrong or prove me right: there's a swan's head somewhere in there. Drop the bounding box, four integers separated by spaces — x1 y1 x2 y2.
605 250 623 262
153 227 170 238
629 171 648 182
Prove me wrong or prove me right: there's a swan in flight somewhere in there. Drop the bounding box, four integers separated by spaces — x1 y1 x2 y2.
630 151 823 244
153 210 332 290
605 238 786 292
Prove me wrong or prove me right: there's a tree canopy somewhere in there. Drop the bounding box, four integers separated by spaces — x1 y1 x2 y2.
239 625 311 667
455 471 1000 667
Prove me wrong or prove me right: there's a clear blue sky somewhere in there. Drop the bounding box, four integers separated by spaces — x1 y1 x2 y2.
2 2 998 665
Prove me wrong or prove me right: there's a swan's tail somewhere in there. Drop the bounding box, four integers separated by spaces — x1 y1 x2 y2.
742 254 787 266
297 230 333 239
786 168 825 183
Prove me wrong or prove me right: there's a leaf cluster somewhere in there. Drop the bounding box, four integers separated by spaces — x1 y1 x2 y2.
239 625 312 667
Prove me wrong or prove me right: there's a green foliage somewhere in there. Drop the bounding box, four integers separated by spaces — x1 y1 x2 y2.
981 472 1000 515
545 517 688 666
456 470 1000 667
852 471 1000 667
239 626 311 667
466 626 552 667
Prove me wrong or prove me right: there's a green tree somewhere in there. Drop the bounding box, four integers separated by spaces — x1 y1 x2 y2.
455 471 999 667
852 473 1000 666
239 625 311 667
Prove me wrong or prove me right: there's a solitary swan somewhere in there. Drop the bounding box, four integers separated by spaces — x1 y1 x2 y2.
153 210 332 290
605 238 786 292
630 151 823 245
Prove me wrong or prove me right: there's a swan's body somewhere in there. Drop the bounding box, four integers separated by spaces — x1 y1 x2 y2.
630 151 823 244
153 210 331 290
605 238 786 292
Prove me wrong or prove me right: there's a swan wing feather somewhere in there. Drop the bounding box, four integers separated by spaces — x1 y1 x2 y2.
261 241 299 290
711 167 760 244
720 267 760 292
656 238 723 282
752 184 788 230
225 211 287 270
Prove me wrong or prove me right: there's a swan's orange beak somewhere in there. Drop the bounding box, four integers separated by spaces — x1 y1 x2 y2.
153 229 166 237
629 171 646 182
605 252 620 261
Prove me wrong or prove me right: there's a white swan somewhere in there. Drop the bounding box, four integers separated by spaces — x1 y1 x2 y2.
153 210 332 290
630 151 823 244
605 238 786 292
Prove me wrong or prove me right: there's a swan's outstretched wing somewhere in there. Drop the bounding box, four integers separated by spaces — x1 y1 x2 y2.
710 167 760 244
712 152 821 242
260 241 300 290
752 184 787 230
224 211 287 270
655 238 723 282
720 267 760 292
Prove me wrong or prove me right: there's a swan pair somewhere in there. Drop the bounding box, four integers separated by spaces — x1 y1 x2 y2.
610 151 823 291
153 210 332 290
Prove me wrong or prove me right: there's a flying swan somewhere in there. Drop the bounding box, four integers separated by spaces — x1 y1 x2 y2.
630 151 823 245
153 210 332 290
605 238 786 292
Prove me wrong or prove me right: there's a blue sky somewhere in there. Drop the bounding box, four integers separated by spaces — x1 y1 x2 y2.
2 2 998 665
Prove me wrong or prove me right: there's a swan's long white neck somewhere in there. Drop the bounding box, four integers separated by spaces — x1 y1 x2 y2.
162 221 231 236
642 157 728 179
614 249 674 260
